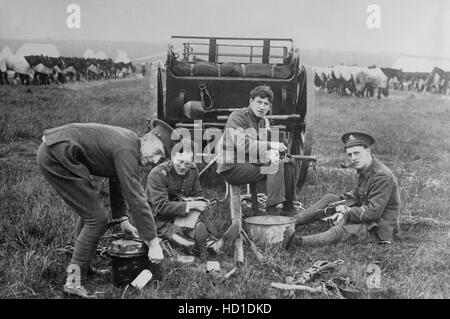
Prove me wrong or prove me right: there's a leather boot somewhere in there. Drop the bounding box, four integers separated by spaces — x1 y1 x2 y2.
63 265 97 299
301 226 343 247
194 222 209 256
63 283 97 299
266 204 281 215
170 233 195 254
284 231 303 250
295 194 341 225
294 208 326 225
281 203 299 217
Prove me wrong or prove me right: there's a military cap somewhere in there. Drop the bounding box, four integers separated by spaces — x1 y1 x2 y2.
150 119 180 154
341 132 375 149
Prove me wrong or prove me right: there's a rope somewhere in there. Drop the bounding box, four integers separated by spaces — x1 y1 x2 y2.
290 260 344 285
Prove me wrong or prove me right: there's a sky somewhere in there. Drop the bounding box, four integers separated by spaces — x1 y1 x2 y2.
0 0 449 58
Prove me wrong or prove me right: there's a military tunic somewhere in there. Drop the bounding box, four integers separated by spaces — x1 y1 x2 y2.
216 106 269 174
146 160 202 238
341 156 401 241
216 106 295 207
295 157 401 244
36 123 158 274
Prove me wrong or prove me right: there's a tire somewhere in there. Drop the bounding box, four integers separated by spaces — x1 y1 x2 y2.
287 126 313 191
156 65 164 121
288 66 315 192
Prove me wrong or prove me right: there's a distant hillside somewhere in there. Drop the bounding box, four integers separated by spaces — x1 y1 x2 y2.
1 38 400 68
0 38 166 61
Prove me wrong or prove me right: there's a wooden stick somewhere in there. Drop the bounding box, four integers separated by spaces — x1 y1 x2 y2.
241 229 265 263
230 185 244 266
199 155 219 176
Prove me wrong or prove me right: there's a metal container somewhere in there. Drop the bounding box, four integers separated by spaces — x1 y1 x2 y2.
245 216 296 245
108 239 152 287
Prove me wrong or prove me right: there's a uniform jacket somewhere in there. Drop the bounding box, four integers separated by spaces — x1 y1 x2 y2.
216 106 270 173
343 157 401 241
146 160 202 219
42 123 157 241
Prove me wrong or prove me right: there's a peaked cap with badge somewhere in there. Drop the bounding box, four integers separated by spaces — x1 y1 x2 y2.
341 132 375 149
149 119 180 154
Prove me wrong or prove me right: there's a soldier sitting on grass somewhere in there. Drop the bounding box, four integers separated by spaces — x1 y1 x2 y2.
146 141 217 256
285 132 401 249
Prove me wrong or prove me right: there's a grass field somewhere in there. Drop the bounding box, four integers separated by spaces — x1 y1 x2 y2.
0 78 449 299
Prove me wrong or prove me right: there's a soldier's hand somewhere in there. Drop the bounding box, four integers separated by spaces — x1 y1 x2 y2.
267 149 280 164
221 222 240 252
269 141 287 152
335 205 350 214
187 200 208 213
146 238 164 264
335 205 351 224
120 219 139 238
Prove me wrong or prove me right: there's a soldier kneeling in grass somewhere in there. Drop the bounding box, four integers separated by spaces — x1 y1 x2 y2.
146 141 218 256
285 132 401 249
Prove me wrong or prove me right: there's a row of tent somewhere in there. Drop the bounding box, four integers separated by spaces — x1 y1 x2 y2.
312 65 392 98
0 43 131 63
0 43 138 85
82 48 130 63
312 56 450 98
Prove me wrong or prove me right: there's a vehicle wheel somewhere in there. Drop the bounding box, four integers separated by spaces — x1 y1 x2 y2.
156 64 164 121
288 66 315 192
287 124 314 191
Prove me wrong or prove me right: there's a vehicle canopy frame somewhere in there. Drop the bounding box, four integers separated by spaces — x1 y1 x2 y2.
152 36 315 190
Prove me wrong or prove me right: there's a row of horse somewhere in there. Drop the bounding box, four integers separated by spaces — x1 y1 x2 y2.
0 55 135 85
313 65 450 98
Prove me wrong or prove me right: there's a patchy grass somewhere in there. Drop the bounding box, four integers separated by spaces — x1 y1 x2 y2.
0 80 449 299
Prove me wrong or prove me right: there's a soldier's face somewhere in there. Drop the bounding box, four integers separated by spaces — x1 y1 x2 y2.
249 96 271 118
140 133 166 166
346 145 372 171
172 152 193 175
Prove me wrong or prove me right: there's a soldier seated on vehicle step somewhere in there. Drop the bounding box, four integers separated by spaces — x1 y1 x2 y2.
216 85 299 217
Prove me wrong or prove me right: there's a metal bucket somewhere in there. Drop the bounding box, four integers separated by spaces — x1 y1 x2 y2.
245 216 296 245
108 239 157 287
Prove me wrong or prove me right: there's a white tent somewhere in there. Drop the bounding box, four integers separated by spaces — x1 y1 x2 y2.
332 65 363 81
0 46 14 72
83 48 96 59
0 46 14 60
95 51 108 60
434 60 450 71
5 54 35 76
115 50 130 63
16 43 60 58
